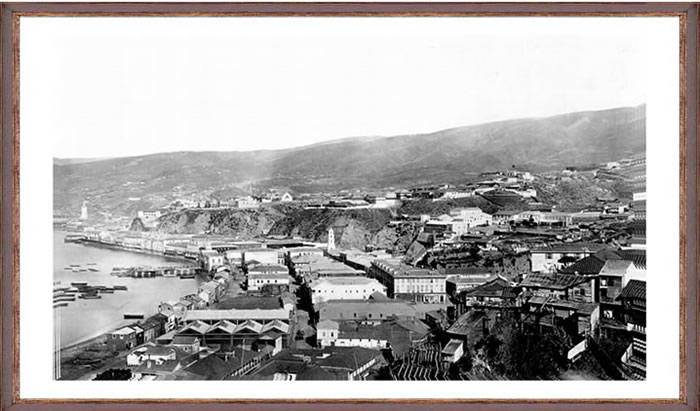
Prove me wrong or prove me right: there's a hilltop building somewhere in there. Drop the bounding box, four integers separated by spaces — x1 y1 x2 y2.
327 227 336 251
80 201 88 220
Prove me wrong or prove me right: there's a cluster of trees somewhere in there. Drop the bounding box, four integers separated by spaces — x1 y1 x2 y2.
94 368 132 381
477 316 572 380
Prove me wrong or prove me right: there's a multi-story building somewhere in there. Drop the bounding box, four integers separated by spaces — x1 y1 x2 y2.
317 299 418 323
247 265 291 292
310 277 386 306
244 248 279 266
200 250 225 272
369 260 447 304
618 279 646 380
530 243 608 273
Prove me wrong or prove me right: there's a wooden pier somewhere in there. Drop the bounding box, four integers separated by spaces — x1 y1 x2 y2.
111 264 201 278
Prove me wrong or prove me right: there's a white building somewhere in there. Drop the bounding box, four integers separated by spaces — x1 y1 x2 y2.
371 197 399 209
505 187 537 198
80 201 88 220
327 227 336 251
244 248 279 266
530 243 608 273
310 277 386 306
444 207 493 234
127 345 177 366
247 273 291 291
316 319 340 347
237 196 260 209
441 190 474 200
200 250 225 272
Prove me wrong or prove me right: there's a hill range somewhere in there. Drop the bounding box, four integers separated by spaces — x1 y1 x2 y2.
54 105 645 215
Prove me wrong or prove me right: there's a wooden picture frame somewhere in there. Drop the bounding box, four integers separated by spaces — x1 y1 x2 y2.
1 2 697 410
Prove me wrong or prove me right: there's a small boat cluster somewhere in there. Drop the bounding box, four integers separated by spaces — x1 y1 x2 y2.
53 282 128 308
63 263 100 273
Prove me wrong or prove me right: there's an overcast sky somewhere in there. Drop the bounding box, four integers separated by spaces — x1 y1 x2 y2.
19 17 665 159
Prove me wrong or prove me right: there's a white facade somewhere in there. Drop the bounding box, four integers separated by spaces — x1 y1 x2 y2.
247 274 290 291
441 190 474 200
316 319 339 347
237 196 260 209
447 207 493 233
244 249 279 266
327 227 336 251
126 346 176 366
80 201 88 220
633 192 647 201
311 277 386 305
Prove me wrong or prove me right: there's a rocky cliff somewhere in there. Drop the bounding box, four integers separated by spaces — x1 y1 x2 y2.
154 205 417 251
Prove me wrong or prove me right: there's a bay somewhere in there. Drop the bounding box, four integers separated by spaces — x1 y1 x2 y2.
53 230 203 348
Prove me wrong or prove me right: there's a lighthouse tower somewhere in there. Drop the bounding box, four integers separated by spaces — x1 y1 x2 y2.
80 201 88 221
327 227 336 251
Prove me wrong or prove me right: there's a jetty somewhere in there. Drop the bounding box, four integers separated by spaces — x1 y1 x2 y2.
111 264 201 278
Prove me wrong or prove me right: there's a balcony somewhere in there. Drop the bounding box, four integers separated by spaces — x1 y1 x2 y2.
626 322 646 335
620 340 646 380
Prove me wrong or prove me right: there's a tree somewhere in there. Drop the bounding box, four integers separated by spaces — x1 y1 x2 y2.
94 368 132 380
483 317 572 380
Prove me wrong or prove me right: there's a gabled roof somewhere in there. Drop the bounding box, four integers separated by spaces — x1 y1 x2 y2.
208 320 237 334
318 299 417 321
464 277 518 298
520 273 588 290
599 259 633 276
217 296 282 310
262 320 290 334
184 309 290 322
336 319 429 346
440 267 492 276
447 309 498 338
180 321 210 335
442 339 464 355
182 355 233 380
559 255 607 275
172 336 199 345
618 249 647 270
131 344 176 357
235 320 263 334
247 264 289 274
532 243 607 254
619 280 646 300
310 276 383 288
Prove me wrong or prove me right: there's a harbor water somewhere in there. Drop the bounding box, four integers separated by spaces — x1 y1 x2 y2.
53 230 203 349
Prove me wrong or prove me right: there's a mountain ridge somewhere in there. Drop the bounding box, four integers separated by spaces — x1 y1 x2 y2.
54 104 645 216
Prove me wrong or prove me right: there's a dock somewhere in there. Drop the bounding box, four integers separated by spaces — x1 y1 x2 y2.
111 264 201 278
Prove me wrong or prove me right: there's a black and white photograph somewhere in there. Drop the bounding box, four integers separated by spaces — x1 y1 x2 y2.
12 12 684 401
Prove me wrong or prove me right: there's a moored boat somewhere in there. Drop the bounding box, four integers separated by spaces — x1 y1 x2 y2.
123 313 144 319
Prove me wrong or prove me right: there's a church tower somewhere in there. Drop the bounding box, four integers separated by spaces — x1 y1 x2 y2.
80 201 88 221
327 227 336 251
